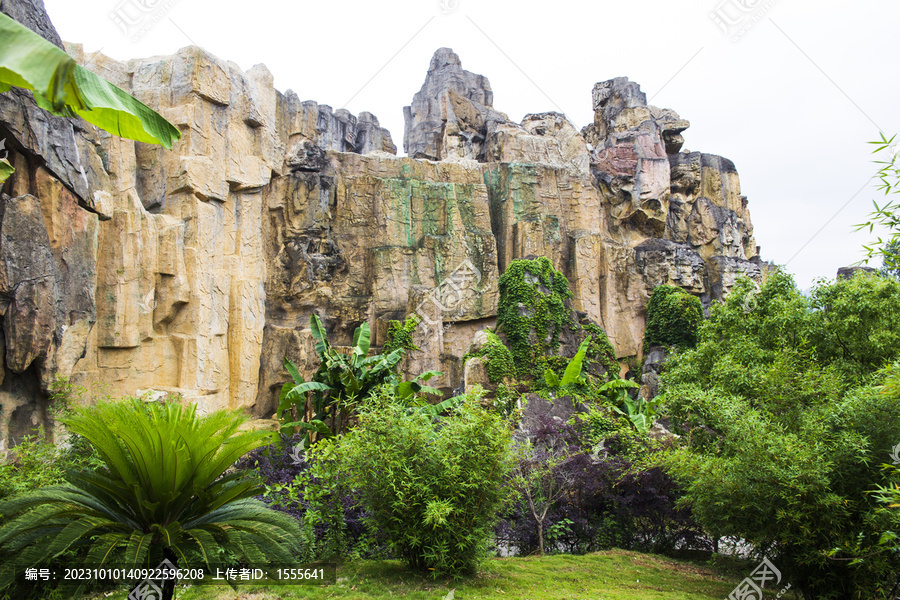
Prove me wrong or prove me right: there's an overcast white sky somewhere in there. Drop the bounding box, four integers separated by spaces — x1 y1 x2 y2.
42 0 900 289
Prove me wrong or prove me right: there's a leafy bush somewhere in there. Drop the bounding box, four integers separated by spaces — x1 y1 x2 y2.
808 271 900 378
660 271 900 599
0 399 303 596
333 387 514 578
239 435 375 563
642 285 703 352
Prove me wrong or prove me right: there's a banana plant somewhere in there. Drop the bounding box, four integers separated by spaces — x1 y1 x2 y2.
612 396 659 433
595 376 641 405
396 370 442 400
0 12 181 183
278 315 442 445
544 335 592 390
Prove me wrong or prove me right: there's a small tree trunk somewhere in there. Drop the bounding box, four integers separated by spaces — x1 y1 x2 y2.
537 521 545 556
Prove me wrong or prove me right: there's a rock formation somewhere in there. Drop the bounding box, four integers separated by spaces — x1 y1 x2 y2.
0 3 770 450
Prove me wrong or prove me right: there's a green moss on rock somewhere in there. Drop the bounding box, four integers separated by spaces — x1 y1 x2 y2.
497 257 572 378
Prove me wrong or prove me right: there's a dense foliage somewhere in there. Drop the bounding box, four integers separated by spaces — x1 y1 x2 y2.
278 315 440 446
383 317 420 355
332 387 514 578
660 271 900 599
642 285 703 352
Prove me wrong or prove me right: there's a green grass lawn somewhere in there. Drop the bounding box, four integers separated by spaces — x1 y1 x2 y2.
88 550 799 600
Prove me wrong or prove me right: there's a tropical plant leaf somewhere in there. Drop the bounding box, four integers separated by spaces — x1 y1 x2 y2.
396 381 418 399
0 13 180 149
0 159 13 184
544 368 560 388
598 378 640 393
281 419 332 438
420 395 465 417
351 322 371 368
561 335 592 387
283 358 303 385
629 413 651 433
416 370 441 382
283 381 331 406
310 314 329 357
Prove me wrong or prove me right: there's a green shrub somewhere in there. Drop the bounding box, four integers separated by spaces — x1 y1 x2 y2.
642 285 703 352
660 271 900 599
808 271 900 378
333 387 514 578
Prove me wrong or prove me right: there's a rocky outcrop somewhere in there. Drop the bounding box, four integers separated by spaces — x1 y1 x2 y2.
403 48 508 161
0 1 772 448
837 266 877 279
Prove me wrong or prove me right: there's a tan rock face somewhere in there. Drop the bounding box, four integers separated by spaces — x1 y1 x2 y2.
0 6 770 448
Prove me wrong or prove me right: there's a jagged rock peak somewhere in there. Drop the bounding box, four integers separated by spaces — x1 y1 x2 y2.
403 47 507 161
423 47 493 106
429 47 462 72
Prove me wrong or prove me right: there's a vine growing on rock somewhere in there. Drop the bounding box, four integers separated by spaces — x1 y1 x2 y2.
580 322 619 377
497 257 573 378
383 317 420 355
462 330 516 384
642 285 703 353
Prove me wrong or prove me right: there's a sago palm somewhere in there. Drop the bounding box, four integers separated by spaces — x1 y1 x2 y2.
0 398 303 596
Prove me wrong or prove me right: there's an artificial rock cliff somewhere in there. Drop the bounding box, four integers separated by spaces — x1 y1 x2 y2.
0 2 768 449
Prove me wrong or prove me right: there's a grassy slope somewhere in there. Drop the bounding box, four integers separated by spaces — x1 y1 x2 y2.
91 550 798 600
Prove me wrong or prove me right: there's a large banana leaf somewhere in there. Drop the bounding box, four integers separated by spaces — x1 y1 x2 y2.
544 368 560 388
351 322 371 368
0 12 180 149
310 314 330 357
0 159 13 184
561 335 592 387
